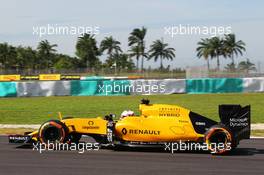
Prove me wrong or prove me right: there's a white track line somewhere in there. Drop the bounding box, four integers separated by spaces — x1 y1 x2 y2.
251 123 264 130
0 124 40 129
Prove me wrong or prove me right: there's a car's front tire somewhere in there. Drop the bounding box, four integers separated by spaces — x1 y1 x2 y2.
38 120 68 144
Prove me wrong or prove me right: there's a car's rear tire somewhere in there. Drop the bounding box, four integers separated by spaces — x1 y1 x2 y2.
38 120 68 144
204 125 233 155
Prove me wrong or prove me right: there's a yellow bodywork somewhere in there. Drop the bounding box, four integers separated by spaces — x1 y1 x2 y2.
31 103 204 143
62 118 107 135
114 104 203 142
29 117 108 142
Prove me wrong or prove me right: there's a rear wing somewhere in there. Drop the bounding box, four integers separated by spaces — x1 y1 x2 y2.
219 105 250 141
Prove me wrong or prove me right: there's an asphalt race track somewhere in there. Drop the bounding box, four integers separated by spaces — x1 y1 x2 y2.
0 136 264 175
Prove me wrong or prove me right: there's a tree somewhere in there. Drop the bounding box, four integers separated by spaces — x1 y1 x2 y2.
0 43 9 69
128 45 140 70
223 34 246 65
0 43 17 69
37 40 57 69
224 63 236 72
100 36 123 74
76 34 100 69
238 59 256 73
148 39 175 69
128 27 147 71
197 35 247 71
16 46 38 70
54 54 79 70
116 53 135 71
100 36 122 59
105 53 135 72
209 37 224 70
196 38 212 70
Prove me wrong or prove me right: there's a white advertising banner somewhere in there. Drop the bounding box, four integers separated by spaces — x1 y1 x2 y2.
243 77 264 92
17 81 71 97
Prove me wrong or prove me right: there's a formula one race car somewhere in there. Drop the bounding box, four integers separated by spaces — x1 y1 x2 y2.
9 99 250 154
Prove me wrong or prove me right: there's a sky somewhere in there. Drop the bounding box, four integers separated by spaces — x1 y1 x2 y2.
0 0 264 70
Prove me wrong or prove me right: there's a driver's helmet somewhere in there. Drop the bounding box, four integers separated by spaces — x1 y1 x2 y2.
120 110 134 119
127 110 134 116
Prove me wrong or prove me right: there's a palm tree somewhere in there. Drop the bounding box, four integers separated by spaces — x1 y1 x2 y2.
37 40 57 68
209 37 224 70
148 39 175 69
224 63 236 72
37 40 57 55
238 59 256 73
128 27 147 72
100 36 122 59
223 34 246 65
100 36 123 74
128 45 140 70
196 38 212 70
76 34 100 69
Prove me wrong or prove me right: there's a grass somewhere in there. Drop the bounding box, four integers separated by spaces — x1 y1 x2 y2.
251 130 264 137
0 93 263 124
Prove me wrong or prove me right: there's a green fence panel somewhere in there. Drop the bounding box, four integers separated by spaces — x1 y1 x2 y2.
186 78 243 94
71 80 131 96
0 82 17 97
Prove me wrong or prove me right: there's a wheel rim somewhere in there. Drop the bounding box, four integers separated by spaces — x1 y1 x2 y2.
39 121 66 143
43 126 61 142
205 128 232 154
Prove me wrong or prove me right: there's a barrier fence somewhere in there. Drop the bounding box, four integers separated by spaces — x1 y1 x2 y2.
0 77 264 97
0 74 81 81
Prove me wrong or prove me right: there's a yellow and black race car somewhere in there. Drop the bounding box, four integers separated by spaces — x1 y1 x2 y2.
9 99 250 154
